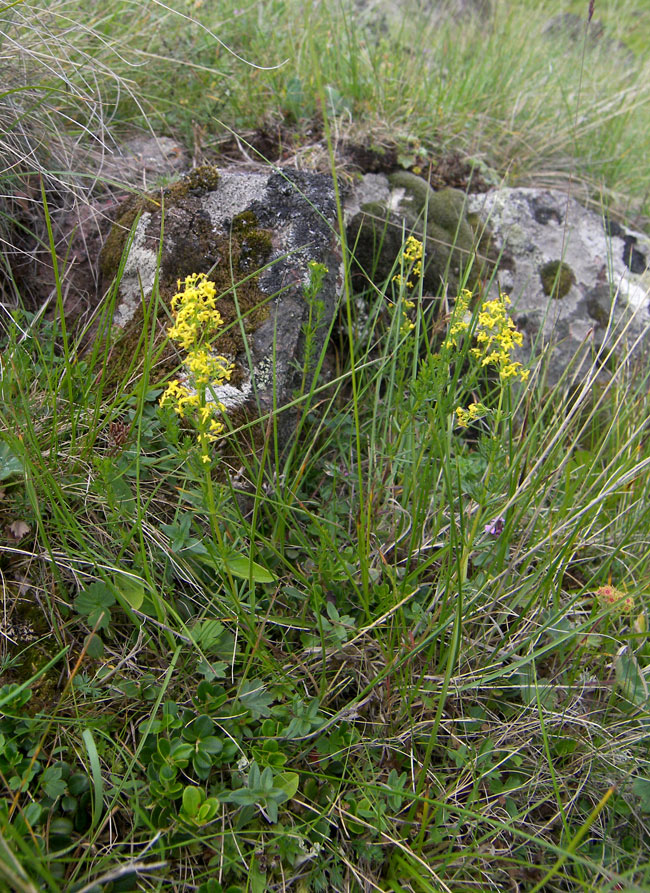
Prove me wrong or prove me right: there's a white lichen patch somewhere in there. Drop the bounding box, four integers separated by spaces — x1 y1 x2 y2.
113 212 157 328
208 377 252 410
387 187 406 214
343 173 391 223
618 275 650 313
202 172 270 228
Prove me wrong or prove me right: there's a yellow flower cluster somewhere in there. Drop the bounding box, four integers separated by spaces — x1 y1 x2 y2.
444 290 529 383
160 273 233 462
168 273 223 350
445 289 529 429
392 235 423 290
390 235 422 334
455 402 488 428
471 294 529 382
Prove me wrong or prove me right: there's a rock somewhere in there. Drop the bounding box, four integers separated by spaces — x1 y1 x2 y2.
466 188 650 386
92 135 189 188
345 170 492 298
350 0 490 51
355 0 490 29
100 164 341 451
5 134 189 325
344 174 650 386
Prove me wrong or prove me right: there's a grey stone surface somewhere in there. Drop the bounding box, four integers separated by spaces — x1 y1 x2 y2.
90 135 189 188
102 166 650 428
104 166 341 446
346 173 650 386
355 0 490 29
466 187 650 385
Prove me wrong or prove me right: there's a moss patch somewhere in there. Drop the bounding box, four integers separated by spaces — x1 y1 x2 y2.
100 165 221 281
540 260 576 299
0 596 62 713
347 171 493 298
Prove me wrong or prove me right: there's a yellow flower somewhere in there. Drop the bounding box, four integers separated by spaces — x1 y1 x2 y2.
159 272 234 457
442 289 472 349
393 236 424 291
463 292 529 383
455 402 487 427
168 273 223 350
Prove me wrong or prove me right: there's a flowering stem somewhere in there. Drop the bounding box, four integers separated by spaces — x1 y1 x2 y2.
458 386 505 583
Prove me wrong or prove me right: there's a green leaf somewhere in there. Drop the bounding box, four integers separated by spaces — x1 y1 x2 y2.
68 773 90 797
239 679 274 719
197 659 228 680
223 553 277 583
197 799 219 824
0 439 24 481
193 751 214 778
274 771 299 800
192 618 225 652
119 578 145 610
41 766 67 800
225 787 259 808
73 583 115 630
615 647 649 707
49 817 73 838
84 633 104 659
264 799 279 824
182 785 203 818
183 715 214 742
82 728 103 829
249 858 267 893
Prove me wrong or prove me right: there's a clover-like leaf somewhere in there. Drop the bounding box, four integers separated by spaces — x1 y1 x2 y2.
74 583 116 630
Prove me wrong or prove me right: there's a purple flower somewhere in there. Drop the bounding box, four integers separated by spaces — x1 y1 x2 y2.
484 516 505 537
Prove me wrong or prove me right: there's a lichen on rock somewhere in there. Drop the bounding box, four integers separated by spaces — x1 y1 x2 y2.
100 166 274 389
98 165 341 454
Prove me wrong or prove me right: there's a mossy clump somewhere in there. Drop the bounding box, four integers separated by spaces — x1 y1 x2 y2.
164 163 220 200
0 596 61 713
540 260 576 299
347 171 491 297
232 211 273 272
585 285 612 327
231 210 258 234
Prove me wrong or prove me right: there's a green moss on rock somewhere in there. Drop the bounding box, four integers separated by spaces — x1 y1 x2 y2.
540 260 576 299
348 171 489 297
233 211 274 272
165 163 220 199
